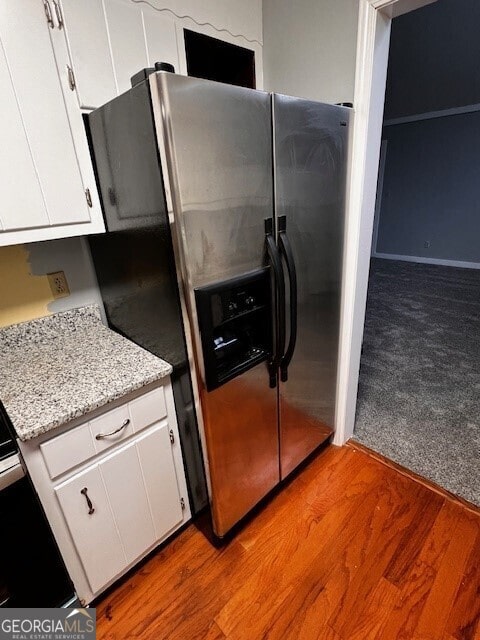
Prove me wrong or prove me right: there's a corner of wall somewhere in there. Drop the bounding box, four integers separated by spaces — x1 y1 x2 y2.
0 238 105 329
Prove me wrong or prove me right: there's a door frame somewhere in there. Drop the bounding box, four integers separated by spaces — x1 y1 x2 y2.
334 0 437 445
371 139 388 255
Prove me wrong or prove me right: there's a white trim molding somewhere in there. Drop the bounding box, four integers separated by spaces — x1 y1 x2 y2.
334 0 437 446
384 102 480 126
373 252 480 270
371 0 436 17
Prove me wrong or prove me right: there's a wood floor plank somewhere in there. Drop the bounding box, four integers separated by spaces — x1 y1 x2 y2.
415 512 479 639
383 489 444 586
243 478 397 640
347 577 399 640
281 472 416 640
382 500 473 640
446 528 480 640
236 444 357 551
348 441 480 516
327 478 437 638
214 461 386 638
203 621 226 640
96 445 480 640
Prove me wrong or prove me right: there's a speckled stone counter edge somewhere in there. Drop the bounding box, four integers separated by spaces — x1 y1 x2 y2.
0 305 173 441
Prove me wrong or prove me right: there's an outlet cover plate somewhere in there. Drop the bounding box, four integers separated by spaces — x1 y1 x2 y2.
47 271 70 299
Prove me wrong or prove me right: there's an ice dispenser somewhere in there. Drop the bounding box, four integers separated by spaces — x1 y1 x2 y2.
195 268 273 391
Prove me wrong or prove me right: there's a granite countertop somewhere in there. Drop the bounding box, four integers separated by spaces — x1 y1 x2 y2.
0 306 173 441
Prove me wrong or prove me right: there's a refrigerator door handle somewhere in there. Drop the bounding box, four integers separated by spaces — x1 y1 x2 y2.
278 216 298 382
265 218 285 388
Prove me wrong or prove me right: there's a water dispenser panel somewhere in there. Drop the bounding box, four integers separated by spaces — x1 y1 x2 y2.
195 268 272 391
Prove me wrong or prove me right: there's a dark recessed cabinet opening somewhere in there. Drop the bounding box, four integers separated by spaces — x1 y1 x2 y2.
184 29 256 89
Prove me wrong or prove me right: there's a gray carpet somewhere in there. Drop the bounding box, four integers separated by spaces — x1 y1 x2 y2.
354 258 480 506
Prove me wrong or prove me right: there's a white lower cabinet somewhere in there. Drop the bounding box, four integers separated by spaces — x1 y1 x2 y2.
56 423 183 595
55 465 125 595
134 425 184 539
19 381 190 605
99 440 157 566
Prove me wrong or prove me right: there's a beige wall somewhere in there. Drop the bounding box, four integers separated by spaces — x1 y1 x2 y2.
262 0 359 105
0 244 52 327
0 238 104 328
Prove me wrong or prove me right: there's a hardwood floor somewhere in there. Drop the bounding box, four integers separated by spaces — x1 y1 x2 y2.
96 445 480 640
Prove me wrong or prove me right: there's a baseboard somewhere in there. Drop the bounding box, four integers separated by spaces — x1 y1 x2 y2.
373 252 480 270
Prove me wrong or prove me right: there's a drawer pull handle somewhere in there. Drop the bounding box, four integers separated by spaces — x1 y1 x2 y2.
95 419 130 440
81 487 95 515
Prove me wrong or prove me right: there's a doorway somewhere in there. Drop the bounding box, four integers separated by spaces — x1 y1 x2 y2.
353 0 480 506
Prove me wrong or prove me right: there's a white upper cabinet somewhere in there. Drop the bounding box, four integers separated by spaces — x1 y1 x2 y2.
0 0 260 246
58 0 180 108
57 0 116 109
0 43 49 231
103 0 148 95
0 0 104 245
142 5 179 70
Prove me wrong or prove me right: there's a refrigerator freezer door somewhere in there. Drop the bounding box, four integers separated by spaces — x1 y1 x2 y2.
273 94 350 478
153 73 279 536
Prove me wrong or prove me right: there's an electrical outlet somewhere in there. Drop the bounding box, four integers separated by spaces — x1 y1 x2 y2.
47 271 70 299
424 240 431 249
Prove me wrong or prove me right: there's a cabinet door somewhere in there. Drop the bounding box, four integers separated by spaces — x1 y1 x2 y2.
0 42 48 231
58 0 116 109
99 423 183 563
99 440 157 564
55 465 125 595
135 423 184 540
103 0 147 95
0 0 90 228
142 7 179 71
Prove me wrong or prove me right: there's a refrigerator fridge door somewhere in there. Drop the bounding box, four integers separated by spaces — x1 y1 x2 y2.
273 94 350 478
151 73 280 536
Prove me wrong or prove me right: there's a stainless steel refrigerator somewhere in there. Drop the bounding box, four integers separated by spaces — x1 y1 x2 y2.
88 71 350 537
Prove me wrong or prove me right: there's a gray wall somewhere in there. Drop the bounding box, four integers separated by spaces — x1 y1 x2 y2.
376 112 480 263
377 0 480 265
262 0 358 105
385 0 480 120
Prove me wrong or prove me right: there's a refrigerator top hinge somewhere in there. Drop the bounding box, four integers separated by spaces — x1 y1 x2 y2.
180 497 186 510
67 65 76 91
169 429 175 444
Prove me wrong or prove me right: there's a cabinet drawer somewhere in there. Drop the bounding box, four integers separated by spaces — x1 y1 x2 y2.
40 386 167 479
41 423 95 480
128 387 167 431
90 405 132 454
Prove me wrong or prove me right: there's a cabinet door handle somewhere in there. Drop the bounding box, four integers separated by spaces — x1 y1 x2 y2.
95 418 130 440
80 487 95 515
52 0 64 29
